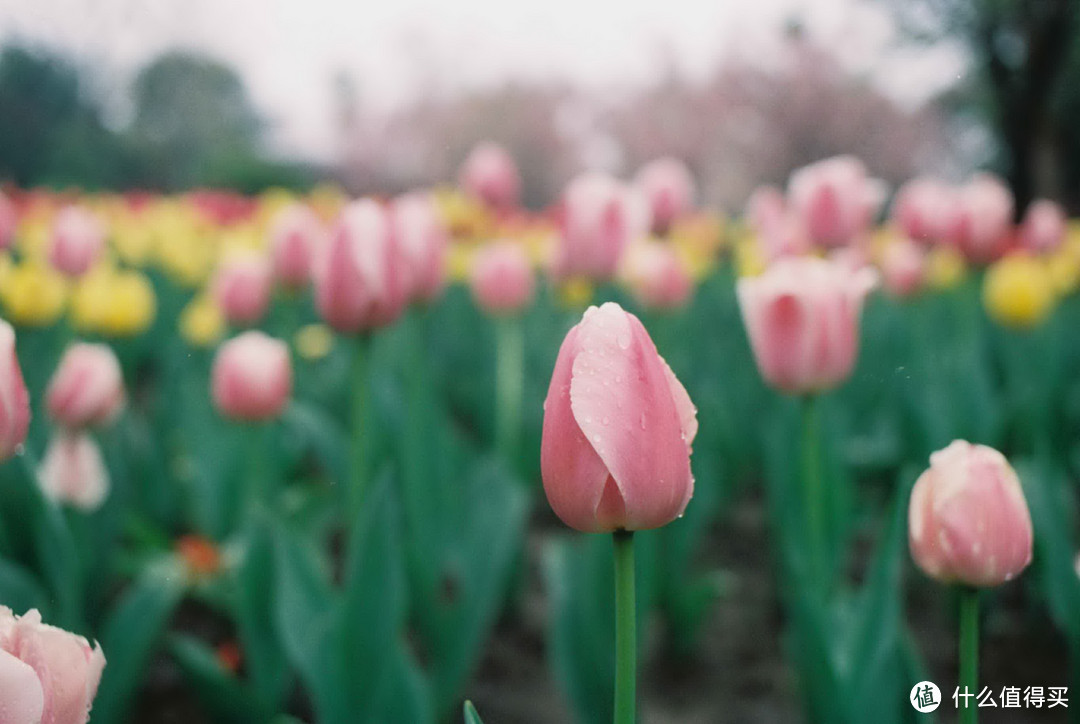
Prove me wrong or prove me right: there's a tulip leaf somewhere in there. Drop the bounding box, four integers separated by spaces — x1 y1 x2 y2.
167 634 276 724
0 557 49 617
464 700 485 724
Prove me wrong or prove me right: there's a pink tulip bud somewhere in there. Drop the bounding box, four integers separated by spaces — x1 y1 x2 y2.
45 343 124 430
944 173 1014 263
737 257 878 394
0 320 30 460
788 156 880 248
620 241 693 310
269 204 324 287
0 192 17 252
458 142 521 211
880 238 927 297
393 192 448 303
314 199 407 333
634 157 696 235
0 606 106 724
892 177 950 244
759 213 812 261
470 241 535 315
1019 199 1066 254
38 430 109 510
211 331 292 421
908 441 1033 587
555 173 647 281
745 185 787 235
541 302 698 532
212 251 273 326
49 206 106 277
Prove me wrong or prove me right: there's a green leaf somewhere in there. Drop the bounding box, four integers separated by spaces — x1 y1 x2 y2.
0 558 49 617
463 700 485 724
168 634 276 724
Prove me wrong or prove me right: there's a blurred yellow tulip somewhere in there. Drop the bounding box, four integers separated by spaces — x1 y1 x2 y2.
70 267 156 337
733 235 767 278
295 323 335 361
925 246 966 290
179 294 226 348
0 261 67 326
983 253 1056 329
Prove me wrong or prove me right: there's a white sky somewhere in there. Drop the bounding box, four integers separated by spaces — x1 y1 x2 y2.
0 0 967 161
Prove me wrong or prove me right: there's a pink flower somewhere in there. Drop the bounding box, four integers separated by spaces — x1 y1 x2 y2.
879 238 927 297
540 302 697 532
0 606 106 724
0 320 30 460
944 173 1015 263
554 173 647 281
737 257 878 394
758 213 812 262
0 192 17 252
393 192 448 303
211 331 292 421
745 185 787 235
634 157 696 235
37 431 109 510
458 142 521 211
48 207 106 277
891 177 950 244
788 156 883 248
469 241 535 316
908 441 1033 587
45 344 124 430
313 199 407 333
1019 199 1066 254
620 241 694 310
212 251 272 326
269 204 325 288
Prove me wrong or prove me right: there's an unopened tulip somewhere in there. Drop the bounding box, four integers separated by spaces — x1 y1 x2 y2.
908 440 1032 587
745 185 786 235
737 257 878 394
393 192 448 302
212 251 272 325
37 430 109 510
0 192 16 252
48 206 106 277
983 253 1055 329
0 320 30 460
788 156 883 248
458 142 521 211
269 203 324 287
45 343 124 429
944 173 1014 263
555 173 647 281
211 331 292 421
634 157 695 235
620 242 693 309
758 214 812 261
541 302 698 532
880 238 927 297
313 199 407 332
1019 199 1066 254
891 178 950 244
470 241 535 315
0 606 106 724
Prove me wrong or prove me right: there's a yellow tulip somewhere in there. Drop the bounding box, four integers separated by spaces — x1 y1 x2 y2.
0 261 67 326
733 235 767 278
179 294 226 348
295 323 335 361
70 267 156 337
925 246 966 290
983 253 1056 329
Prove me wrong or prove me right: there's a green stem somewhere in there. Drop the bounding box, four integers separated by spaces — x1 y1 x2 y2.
494 316 524 464
801 394 825 587
613 530 636 724
349 335 370 515
959 587 979 724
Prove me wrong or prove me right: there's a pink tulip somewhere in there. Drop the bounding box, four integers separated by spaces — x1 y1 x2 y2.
37 430 109 510
892 177 950 244
0 606 106 724
620 242 694 309
944 173 1014 263
908 440 1033 587
788 156 882 248
541 302 698 532
313 199 407 333
269 203 324 287
393 192 448 303
737 257 878 394
759 213 812 261
211 331 292 421
49 206 106 277
1019 199 1066 254
0 320 30 460
470 241 535 315
0 192 16 252
458 142 521 211
634 157 695 235
555 173 647 281
212 251 272 325
745 185 786 235
879 238 927 297
45 344 124 430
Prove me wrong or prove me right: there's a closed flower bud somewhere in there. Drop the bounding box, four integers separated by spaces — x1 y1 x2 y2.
469 241 535 316
37 430 110 511
269 203 325 288
982 252 1056 329
49 206 106 278
944 173 1014 264
620 241 693 310
393 192 448 303
1019 199 1066 255
634 157 696 235
458 142 521 211
0 319 30 460
891 178 950 244
46 343 125 429
212 250 272 326
211 331 292 421
880 238 927 297
908 441 1033 587
555 173 648 281
788 156 882 248
744 185 786 235
541 302 698 532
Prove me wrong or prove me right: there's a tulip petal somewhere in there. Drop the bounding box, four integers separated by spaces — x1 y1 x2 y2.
0 648 43 724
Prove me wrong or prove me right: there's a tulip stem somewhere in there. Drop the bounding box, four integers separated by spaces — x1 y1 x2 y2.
613 529 636 724
495 316 524 465
959 587 979 724
350 335 370 513
801 394 826 587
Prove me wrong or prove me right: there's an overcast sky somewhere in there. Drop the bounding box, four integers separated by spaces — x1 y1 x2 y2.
0 0 966 161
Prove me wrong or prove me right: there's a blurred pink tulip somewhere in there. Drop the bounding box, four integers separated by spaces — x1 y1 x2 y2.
45 343 124 430
880 238 927 297
541 302 697 532
470 241 535 315
944 173 1014 263
0 606 105 724
555 172 646 281
211 331 292 421
909 440 1033 587
891 177 950 244
620 242 694 310
737 257 878 394
745 185 786 235
759 213 812 261
1019 199 1066 254
458 142 521 211
0 192 16 252
269 204 324 287
314 199 407 332
37 430 109 511
212 251 273 326
0 320 30 460
634 157 695 235
393 192 448 303
48 206 105 277
788 156 882 248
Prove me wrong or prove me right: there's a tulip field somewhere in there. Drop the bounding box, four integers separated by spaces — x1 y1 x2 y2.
0 147 1078 724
